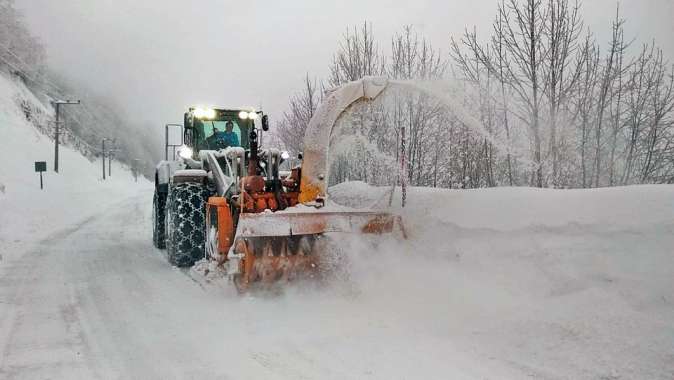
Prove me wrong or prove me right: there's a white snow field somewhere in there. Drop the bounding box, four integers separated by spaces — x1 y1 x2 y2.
1 73 674 379
0 74 149 262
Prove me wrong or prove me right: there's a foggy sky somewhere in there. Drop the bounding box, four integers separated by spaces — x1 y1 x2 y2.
14 0 674 139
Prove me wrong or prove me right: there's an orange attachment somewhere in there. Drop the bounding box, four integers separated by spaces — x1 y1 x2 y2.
239 174 285 213
241 192 280 213
298 181 322 204
206 197 234 263
233 235 321 292
215 170 406 292
229 210 405 292
255 197 267 211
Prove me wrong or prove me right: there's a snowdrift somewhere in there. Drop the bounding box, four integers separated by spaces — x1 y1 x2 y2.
319 181 674 379
330 181 674 231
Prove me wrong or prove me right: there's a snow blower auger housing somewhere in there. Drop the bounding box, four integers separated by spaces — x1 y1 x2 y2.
152 77 404 291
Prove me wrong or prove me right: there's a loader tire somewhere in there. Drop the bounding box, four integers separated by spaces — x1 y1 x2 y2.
165 182 209 267
152 191 167 249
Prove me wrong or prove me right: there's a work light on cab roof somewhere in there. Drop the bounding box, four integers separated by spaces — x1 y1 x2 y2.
238 110 258 120
193 107 216 119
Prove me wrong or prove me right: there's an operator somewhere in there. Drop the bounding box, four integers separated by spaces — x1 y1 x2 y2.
221 121 240 147
207 121 239 149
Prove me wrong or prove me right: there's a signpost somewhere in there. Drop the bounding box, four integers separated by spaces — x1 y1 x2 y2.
35 161 47 189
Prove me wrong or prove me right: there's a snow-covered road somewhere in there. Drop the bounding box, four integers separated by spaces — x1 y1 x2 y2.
1 186 674 379
0 193 511 379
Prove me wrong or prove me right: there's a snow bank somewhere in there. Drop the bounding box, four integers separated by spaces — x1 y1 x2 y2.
330 181 674 231
322 181 674 379
0 73 151 263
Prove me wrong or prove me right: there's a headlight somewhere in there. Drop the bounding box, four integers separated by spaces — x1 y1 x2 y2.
281 151 290 160
194 107 215 119
178 145 193 159
194 108 206 118
239 109 258 120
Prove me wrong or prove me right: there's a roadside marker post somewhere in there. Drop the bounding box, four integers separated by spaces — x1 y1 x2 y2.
35 161 47 190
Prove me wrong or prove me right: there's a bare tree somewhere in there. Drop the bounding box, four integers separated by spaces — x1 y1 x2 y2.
452 0 549 187
607 8 628 186
389 25 446 80
275 74 322 153
621 43 659 184
329 22 385 87
493 10 516 185
571 34 600 187
639 49 674 183
591 7 626 187
388 26 446 185
542 0 583 187
281 4 674 190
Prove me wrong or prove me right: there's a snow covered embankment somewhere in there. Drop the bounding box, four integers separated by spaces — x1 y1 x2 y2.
326 181 674 379
0 74 151 263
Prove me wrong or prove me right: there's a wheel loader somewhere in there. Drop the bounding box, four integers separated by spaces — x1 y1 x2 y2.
152 77 403 291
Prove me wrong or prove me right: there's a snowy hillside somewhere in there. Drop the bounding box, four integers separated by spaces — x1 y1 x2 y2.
0 73 151 263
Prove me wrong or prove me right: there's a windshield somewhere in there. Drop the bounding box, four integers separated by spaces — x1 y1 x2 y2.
194 118 249 151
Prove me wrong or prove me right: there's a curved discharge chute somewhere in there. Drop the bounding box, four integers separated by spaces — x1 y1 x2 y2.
299 76 389 203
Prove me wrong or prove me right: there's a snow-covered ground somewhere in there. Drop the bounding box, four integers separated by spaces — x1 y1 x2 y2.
2 73 674 379
0 73 151 263
330 182 674 379
2 179 672 378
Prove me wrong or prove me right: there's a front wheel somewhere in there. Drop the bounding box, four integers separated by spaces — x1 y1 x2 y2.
165 182 209 267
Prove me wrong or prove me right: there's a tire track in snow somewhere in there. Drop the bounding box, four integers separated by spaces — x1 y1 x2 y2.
0 213 105 379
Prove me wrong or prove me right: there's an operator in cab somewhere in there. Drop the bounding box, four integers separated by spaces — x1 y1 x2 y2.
207 121 240 149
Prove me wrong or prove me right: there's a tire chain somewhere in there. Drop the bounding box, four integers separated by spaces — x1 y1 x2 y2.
152 191 167 249
166 182 209 267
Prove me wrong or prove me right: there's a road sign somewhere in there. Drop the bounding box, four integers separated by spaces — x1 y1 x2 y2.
35 161 46 189
35 161 47 172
